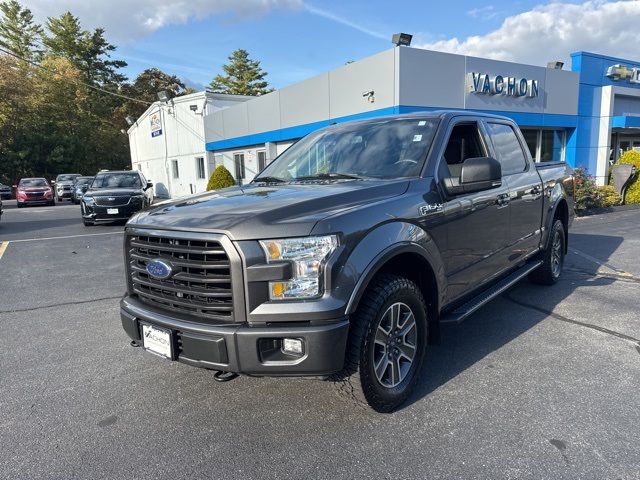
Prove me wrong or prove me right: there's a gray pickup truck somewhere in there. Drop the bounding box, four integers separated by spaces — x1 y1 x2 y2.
120 111 573 412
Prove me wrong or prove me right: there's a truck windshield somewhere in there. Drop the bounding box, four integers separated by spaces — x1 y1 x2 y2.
57 174 79 182
92 173 141 189
254 118 439 181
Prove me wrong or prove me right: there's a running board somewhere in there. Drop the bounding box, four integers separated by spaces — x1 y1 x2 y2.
439 261 543 325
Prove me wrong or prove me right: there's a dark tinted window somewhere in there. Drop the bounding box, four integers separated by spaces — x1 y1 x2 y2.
92 173 141 189
441 123 486 178
57 174 80 182
486 123 527 175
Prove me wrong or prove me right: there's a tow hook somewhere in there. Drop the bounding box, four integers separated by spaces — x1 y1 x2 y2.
213 371 239 383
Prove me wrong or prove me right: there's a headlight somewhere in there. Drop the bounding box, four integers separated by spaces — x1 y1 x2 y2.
83 196 94 205
259 235 338 300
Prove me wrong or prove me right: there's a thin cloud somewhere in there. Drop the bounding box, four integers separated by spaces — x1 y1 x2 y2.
467 5 501 20
303 3 388 40
416 1 640 67
26 0 303 43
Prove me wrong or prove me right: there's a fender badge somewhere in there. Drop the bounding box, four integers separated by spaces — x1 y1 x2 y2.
419 204 443 216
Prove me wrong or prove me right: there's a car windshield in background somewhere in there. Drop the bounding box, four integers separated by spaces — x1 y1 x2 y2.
92 173 141 189
19 179 48 187
254 118 439 182
57 175 79 182
76 177 94 185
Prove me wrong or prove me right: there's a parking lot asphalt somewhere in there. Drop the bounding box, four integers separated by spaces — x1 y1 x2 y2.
0 202 639 480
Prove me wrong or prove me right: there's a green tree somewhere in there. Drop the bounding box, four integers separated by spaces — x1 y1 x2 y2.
0 0 42 60
209 49 272 96
121 68 188 119
42 12 126 86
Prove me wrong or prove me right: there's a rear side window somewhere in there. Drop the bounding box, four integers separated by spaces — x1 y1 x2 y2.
486 123 527 175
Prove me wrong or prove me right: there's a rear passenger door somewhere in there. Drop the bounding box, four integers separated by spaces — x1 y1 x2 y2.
436 119 512 302
484 122 544 262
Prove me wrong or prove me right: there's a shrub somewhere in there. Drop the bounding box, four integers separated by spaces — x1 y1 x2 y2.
597 185 622 207
206 165 236 191
618 150 640 204
573 167 602 211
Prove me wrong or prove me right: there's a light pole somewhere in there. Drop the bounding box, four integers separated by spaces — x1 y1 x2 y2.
157 90 173 198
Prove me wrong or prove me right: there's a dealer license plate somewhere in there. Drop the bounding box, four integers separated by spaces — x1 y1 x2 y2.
141 324 172 359
107 208 119 215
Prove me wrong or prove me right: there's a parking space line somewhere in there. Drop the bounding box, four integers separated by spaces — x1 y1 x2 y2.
569 248 635 279
5 231 124 244
0 241 8 260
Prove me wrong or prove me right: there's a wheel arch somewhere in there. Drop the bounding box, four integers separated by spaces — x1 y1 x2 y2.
345 243 444 344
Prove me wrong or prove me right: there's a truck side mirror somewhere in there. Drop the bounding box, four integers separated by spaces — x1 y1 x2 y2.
442 157 502 195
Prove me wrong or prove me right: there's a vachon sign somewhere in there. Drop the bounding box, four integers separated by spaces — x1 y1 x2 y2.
468 72 540 98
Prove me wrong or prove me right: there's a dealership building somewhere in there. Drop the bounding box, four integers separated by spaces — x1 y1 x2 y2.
128 46 640 197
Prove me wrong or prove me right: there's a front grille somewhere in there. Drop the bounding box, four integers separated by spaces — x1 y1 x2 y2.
27 192 44 197
128 234 234 322
95 195 131 206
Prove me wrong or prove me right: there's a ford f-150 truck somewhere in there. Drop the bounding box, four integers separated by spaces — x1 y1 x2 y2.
120 111 573 412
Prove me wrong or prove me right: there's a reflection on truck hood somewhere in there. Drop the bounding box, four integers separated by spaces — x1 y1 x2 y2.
129 179 410 240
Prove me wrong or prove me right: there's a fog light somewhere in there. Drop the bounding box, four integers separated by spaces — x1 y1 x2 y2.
282 338 304 355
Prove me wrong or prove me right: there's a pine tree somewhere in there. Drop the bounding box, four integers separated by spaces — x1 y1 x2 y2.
210 49 273 96
0 0 42 60
42 12 126 86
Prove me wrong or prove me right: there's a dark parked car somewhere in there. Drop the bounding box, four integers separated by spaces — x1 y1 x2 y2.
16 178 55 207
0 182 11 200
81 170 153 226
71 176 94 204
54 173 81 201
120 111 573 412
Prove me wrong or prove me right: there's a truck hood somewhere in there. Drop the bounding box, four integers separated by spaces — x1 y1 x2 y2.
129 179 409 240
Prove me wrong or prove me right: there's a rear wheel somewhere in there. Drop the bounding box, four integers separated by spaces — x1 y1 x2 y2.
332 273 427 412
529 219 565 285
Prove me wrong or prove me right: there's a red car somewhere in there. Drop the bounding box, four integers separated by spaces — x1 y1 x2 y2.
16 178 55 207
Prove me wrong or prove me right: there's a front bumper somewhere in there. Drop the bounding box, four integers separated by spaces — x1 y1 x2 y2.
18 197 52 205
121 296 349 376
83 202 143 222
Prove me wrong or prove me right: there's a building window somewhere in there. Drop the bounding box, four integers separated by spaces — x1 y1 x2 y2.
519 128 566 162
257 150 267 172
540 130 565 162
171 159 179 179
196 157 206 179
521 129 539 161
234 153 245 180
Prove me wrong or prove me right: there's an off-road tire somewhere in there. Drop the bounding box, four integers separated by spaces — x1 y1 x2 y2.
332 273 428 413
529 219 566 285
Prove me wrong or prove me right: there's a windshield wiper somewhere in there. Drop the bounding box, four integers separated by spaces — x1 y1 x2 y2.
253 176 286 183
295 172 364 181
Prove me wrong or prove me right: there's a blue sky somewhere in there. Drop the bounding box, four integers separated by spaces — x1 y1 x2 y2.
116 0 549 88
26 1 640 89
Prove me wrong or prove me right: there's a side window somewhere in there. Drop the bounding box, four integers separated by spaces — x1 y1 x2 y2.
486 123 527 175
440 123 486 178
234 153 245 180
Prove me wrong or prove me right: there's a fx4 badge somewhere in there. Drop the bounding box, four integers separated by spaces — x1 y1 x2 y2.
419 204 443 216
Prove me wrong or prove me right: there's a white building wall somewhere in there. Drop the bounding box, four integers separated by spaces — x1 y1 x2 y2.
128 92 252 198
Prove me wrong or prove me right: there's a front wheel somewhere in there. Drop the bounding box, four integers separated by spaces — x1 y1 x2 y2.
332 273 428 412
529 219 566 285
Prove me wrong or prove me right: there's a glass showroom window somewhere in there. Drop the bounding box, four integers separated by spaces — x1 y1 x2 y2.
519 129 565 162
540 130 565 162
521 129 539 161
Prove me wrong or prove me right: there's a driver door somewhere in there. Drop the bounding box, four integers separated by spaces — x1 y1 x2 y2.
437 119 512 302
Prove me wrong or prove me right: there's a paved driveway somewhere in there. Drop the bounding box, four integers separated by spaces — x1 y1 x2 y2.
0 203 638 479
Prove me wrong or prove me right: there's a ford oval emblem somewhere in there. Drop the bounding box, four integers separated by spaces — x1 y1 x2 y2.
146 259 173 279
